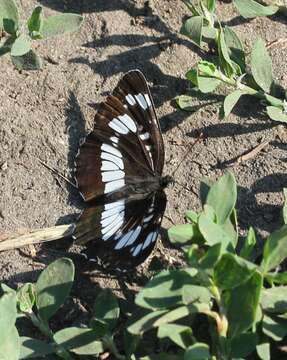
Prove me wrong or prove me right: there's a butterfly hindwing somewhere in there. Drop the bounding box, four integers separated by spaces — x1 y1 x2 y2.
74 191 167 269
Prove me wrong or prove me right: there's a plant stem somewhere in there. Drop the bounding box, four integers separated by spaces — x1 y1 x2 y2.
27 312 75 360
103 335 125 360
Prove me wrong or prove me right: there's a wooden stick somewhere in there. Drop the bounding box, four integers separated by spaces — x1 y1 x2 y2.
0 224 74 252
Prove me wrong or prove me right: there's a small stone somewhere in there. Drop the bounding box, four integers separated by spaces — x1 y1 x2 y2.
0 161 8 171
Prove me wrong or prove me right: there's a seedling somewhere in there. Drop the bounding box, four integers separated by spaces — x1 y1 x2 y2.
0 258 125 359
127 172 287 359
233 0 287 18
0 0 83 70
177 30 287 123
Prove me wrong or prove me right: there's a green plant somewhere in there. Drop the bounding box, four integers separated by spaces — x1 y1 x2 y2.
0 258 125 359
233 0 287 18
177 31 287 122
127 172 287 359
0 0 83 70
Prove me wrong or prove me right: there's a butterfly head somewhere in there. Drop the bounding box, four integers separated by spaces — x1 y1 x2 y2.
160 175 174 189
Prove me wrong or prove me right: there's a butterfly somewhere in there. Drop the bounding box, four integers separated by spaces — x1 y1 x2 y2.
73 70 172 269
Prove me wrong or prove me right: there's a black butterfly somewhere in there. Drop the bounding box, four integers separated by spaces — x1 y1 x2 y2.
73 70 172 269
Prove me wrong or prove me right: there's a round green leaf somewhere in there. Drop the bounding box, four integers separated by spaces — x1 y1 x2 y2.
135 269 196 310
11 34 31 57
0 292 17 337
19 337 54 359
12 50 43 70
184 343 210 359
180 16 203 47
93 289 119 331
36 258 74 322
233 0 278 18
54 327 103 355
223 90 243 118
251 38 273 93
168 223 203 245
206 171 237 224
41 14 84 38
17 283 36 313
0 0 19 34
267 106 287 123
214 253 257 290
0 326 20 360
261 286 287 314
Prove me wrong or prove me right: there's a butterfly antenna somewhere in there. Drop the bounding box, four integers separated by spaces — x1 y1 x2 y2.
171 132 204 177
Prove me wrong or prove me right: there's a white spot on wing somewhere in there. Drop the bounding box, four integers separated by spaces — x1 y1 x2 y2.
142 232 155 250
140 132 150 140
102 170 125 182
110 136 119 143
102 216 124 240
105 200 124 210
101 152 124 169
126 226 142 246
118 114 137 133
132 244 143 256
101 213 119 227
102 213 124 235
144 93 151 107
101 143 122 158
143 214 153 223
105 179 125 193
135 93 147 110
126 94 136 106
101 161 119 171
109 118 129 134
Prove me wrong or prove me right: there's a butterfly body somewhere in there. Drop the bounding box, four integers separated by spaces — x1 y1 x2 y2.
73 70 169 269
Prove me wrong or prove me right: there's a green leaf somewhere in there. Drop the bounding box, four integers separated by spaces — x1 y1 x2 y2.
240 227 257 260
168 223 203 245
265 94 284 107
218 28 236 77
123 330 139 358
224 271 263 338
154 304 208 328
182 285 211 305
135 269 195 310
262 315 287 341
176 95 195 111
261 224 287 273
36 258 74 322
0 326 20 360
283 188 287 224
128 309 168 335
206 171 237 224
140 355 183 360
199 243 222 270
267 106 287 123
223 90 244 117
233 0 278 18
93 289 119 331
0 292 17 338
260 286 287 314
229 332 258 358
224 27 245 73
0 0 19 34
214 253 257 290
27 6 43 39
180 16 203 47
198 211 234 250
11 50 42 70
265 271 287 285
201 26 217 40
19 337 54 359
186 66 221 93
17 283 36 313
251 38 273 93
157 324 193 349
198 60 221 78
185 210 198 223
54 327 103 355
10 34 31 57
184 343 210 359
206 0 216 13
41 13 84 38
257 342 270 360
